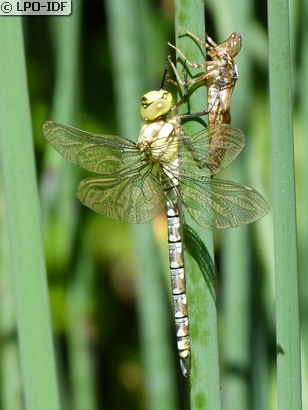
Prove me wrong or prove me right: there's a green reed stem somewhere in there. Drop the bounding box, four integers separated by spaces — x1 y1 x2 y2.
297 0 308 407
267 0 302 407
174 0 221 408
0 19 60 410
0 187 22 409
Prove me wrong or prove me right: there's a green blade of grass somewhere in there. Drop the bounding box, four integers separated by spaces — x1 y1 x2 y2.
174 1 221 408
267 0 302 407
0 19 60 410
297 0 308 406
0 184 22 409
67 251 97 410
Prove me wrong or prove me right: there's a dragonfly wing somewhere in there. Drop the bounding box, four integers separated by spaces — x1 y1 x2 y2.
42 121 143 175
178 177 269 229
174 125 245 178
77 172 166 223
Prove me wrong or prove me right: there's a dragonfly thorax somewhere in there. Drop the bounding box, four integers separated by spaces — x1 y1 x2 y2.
137 117 180 163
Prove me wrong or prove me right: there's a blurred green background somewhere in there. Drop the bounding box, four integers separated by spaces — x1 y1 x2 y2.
1 0 307 409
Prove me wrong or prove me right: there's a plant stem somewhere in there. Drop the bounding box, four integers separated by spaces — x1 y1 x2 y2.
0 19 60 410
174 0 221 408
267 0 302 407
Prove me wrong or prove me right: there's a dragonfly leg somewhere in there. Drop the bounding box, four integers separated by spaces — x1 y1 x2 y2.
167 42 212 88
167 53 186 87
168 41 208 70
205 33 218 50
169 58 191 111
175 27 219 58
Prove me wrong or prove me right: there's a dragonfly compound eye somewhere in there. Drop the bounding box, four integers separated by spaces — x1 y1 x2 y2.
140 89 173 121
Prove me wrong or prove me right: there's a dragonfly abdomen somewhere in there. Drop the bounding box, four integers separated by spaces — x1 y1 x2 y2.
164 185 190 377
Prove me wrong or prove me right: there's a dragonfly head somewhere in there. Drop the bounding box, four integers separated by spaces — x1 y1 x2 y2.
212 32 242 60
228 32 242 57
140 89 173 121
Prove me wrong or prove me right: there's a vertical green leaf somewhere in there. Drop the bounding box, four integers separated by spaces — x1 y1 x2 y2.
0 186 22 409
0 19 60 410
297 0 308 408
174 0 221 408
267 0 302 407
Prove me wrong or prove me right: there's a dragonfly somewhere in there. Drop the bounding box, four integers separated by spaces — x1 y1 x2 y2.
168 30 242 163
168 29 242 126
42 87 269 377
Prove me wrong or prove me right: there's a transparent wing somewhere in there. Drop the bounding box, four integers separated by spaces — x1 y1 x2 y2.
156 124 245 178
77 171 166 224
42 121 144 176
177 177 269 229
180 124 245 176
